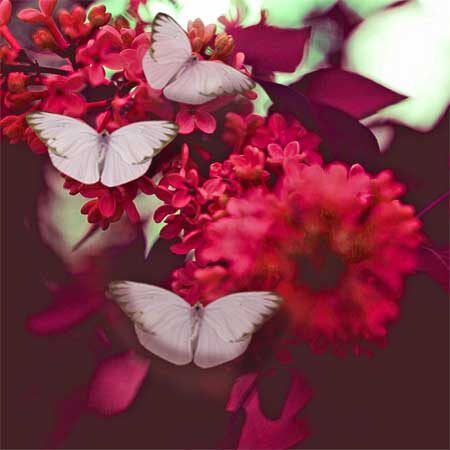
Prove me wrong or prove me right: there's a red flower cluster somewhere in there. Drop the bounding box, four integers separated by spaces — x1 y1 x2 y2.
152 112 423 353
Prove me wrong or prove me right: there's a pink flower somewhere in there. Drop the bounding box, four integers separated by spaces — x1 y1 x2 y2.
0 114 26 143
176 106 217 134
197 163 423 353
64 176 154 229
165 169 207 209
267 140 322 168
42 72 87 116
58 6 91 39
76 32 123 86
229 145 269 182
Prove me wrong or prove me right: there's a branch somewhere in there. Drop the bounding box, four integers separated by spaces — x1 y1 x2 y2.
1 63 70 76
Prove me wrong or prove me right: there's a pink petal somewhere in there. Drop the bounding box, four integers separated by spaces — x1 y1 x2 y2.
154 204 177 223
124 200 140 223
284 141 300 157
87 351 150 416
63 93 86 116
293 68 407 119
98 190 116 218
17 8 46 23
39 0 56 16
103 52 124 70
165 173 187 189
172 190 192 208
0 0 12 27
64 72 86 91
88 64 105 87
267 143 283 158
176 109 195 134
195 110 216 134
227 20 311 74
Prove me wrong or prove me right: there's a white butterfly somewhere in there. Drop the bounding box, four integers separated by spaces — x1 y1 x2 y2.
107 281 282 368
143 13 255 105
27 112 178 187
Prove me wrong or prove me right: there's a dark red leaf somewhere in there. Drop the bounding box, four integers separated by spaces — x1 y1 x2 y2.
225 369 312 449
87 350 150 416
258 79 382 170
293 68 406 119
227 20 311 74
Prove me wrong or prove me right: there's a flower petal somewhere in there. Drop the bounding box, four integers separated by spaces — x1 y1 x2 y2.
172 190 192 208
176 109 195 134
87 351 150 416
195 110 217 134
98 190 116 218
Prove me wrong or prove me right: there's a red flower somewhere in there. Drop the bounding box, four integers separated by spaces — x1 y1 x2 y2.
58 6 91 39
64 176 154 229
0 114 26 143
267 140 322 168
228 145 269 182
196 163 423 352
165 169 207 209
76 31 123 86
176 106 217 134
42 72 87 116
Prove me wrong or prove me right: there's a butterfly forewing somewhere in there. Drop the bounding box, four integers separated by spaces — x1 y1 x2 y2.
108 282 195 365
143 13 192 89
27 112 101 184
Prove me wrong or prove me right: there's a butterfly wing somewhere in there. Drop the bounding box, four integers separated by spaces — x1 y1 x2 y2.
143 13 192 89
164 60 256 105
101 120 177 187
26 112 101 184
107 281 194 365
193 292 281 368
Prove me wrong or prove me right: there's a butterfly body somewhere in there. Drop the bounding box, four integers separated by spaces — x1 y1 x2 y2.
108 282 281 368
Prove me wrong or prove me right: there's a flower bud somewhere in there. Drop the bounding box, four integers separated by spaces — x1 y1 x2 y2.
88 5 111 27
33 28 57 50
113 16 130 30
17 8 47 24
0 0 12 26
7 72 28 93
39 0 57 16
211 33 235 59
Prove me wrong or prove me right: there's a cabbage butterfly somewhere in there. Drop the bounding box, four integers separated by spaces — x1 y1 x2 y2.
27 112 178 187
107 281 282 368
143 13 256 105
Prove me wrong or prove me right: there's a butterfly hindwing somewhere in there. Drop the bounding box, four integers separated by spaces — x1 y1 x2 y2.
164 61 256 105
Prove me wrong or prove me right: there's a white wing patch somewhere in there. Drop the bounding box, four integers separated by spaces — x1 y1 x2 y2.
27 112 101 185
101 120 177 187
164 61 256 105
143 13 192 89
27 113 178 187
143 13 255 105
108 282 282 368
108 282 194 365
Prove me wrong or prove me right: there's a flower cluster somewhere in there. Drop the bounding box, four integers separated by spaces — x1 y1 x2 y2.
152 112 423 353
0 0 250 225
